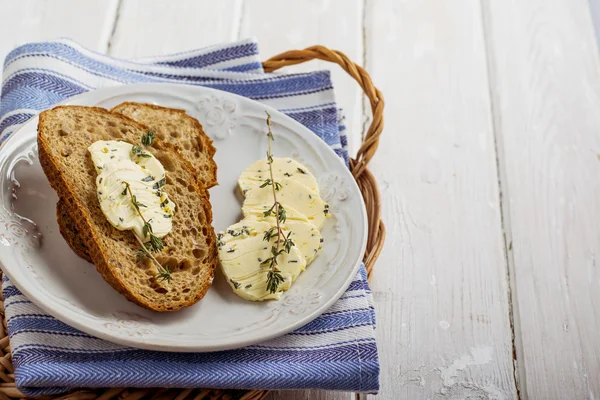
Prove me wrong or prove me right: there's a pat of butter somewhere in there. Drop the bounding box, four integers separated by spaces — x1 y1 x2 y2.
220 157 329 302
242 178 329 229
245 206 322 264
88 140 176 241
218 219 306 301
238 157 319 194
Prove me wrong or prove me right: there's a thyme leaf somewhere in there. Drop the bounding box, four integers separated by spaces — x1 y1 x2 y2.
153 177 166 190
131 145 151 158
266 269 285 294
141 130 156 146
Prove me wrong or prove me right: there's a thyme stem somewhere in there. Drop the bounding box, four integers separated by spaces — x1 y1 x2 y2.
132 234 171 282
123 181 170 282
266 117 283 249
124 182 149 228
262 112 295 294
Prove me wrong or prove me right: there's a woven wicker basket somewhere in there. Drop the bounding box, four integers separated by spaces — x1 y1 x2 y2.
0 46 385 400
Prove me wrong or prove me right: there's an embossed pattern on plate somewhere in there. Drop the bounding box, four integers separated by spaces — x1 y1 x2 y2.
0 84 367 352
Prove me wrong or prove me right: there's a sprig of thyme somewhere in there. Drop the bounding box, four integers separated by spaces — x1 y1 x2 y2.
141 130 156 146
262 202 286 222
131 131 156 158
123 181 170 282
261 112 295 293
260 178 282 191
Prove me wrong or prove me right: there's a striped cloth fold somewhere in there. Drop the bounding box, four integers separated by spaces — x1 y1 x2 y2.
0 38 379 396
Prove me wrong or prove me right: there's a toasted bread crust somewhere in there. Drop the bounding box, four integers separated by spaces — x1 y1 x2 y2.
56 198 92 263
39 106 217 311
111 102 218 188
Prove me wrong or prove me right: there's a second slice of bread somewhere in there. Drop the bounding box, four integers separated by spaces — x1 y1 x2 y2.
111 102 217 188
39 105 217 311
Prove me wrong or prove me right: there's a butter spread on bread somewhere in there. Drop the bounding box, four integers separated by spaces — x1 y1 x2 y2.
89 140 176 241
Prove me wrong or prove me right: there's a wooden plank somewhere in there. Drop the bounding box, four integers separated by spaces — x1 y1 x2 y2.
108 0 242 57
0 0 118 68
364 1 517 399
483 0 600 398
239 0 365 156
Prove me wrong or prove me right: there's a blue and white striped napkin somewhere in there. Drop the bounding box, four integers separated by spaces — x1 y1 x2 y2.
0 38 379 396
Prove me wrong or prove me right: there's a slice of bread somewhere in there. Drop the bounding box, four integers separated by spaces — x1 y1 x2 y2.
56 102 217 262
111 102 218 188
57 198 92 263
39 105 217 311
56 102 219 263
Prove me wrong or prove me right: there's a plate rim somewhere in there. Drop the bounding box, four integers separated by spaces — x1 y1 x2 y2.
0 82 368 352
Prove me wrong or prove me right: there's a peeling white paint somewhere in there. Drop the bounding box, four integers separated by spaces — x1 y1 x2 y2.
439 346 493 386
439 382 506 400
408 375 426 387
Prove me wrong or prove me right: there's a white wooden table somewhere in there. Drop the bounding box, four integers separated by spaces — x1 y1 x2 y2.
3 1 600 399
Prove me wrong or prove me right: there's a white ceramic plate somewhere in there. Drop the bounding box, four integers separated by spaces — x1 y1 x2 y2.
0 83 367 352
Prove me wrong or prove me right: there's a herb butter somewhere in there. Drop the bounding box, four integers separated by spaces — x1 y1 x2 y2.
245 206 322 264
242 178 328 229
218 220 306 301
219 157 329 301
238 157 319 194
88 140 176 241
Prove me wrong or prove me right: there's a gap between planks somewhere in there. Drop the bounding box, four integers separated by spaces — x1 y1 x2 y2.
479 2 524 399
105 0 124 55
232 0 245 41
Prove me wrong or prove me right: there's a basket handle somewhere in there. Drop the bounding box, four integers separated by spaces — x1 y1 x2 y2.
263 46 386 279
